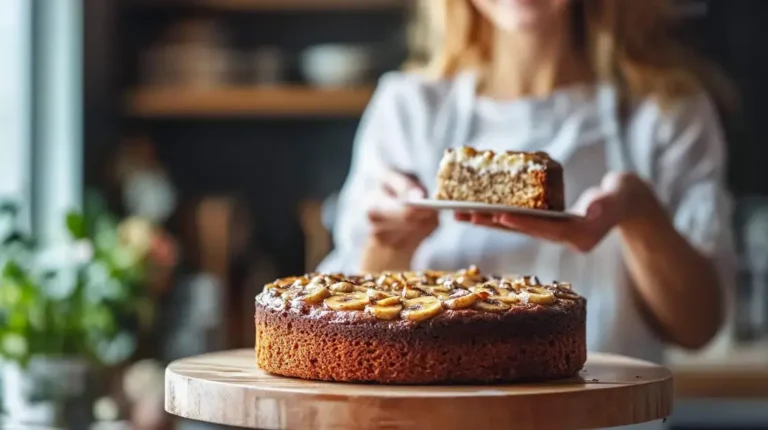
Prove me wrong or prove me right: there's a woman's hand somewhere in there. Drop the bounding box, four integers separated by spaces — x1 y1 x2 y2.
367 168 438 250
455 172 648 251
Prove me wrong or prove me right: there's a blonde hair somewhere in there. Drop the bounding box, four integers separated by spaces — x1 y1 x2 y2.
407 0 734 109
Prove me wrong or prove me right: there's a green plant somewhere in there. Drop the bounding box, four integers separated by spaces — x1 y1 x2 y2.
0 194 157 368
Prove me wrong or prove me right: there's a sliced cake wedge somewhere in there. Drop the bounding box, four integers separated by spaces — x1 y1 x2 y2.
435 146 565 211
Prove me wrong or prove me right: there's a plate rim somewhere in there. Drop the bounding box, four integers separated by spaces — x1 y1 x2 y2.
405 198 583 220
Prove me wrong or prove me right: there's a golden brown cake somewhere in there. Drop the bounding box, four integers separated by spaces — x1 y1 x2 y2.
254 266 586 384
435 147 565 210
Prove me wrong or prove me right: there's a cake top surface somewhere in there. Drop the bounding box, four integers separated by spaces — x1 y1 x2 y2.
440 147 561 172
446 147 556 162
255 266 583 323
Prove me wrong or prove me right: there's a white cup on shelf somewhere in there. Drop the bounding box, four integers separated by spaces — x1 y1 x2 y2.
299 44 372 88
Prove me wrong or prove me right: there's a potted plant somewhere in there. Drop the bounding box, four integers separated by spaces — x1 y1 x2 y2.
0 195 173 428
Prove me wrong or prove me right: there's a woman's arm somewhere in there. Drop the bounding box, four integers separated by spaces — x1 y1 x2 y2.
361 238 415 272
360 168 438 272
618 177 723 349
318 74 428 274
624 94 735 349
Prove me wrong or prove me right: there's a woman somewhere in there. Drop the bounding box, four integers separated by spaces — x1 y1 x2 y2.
320 0 734 381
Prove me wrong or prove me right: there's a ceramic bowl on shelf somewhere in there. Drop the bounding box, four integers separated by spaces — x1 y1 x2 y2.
299 44 372 88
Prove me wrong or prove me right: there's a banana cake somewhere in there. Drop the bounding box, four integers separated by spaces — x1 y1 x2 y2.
435 147 565 210
255 266 586 384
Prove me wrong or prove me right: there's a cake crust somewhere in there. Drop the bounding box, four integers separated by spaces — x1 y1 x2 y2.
254 268 587 385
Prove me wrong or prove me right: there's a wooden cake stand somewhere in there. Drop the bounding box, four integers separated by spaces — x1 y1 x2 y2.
165 349 673 430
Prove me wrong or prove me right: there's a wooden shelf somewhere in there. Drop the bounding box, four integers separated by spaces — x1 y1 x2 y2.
200 0 405 10
126 86 375 118
129 0 406 11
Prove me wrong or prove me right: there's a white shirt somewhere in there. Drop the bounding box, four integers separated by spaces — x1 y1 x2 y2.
319 71 736 429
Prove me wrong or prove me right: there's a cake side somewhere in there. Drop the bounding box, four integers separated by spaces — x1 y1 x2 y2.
255 300 586 384
435 147 565 210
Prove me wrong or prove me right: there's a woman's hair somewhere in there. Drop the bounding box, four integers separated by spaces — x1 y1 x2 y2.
407 0 734 109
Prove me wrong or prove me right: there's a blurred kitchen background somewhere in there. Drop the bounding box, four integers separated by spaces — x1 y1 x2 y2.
0 0 767 429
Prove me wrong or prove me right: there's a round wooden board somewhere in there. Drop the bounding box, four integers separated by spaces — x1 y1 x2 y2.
166 349 673 430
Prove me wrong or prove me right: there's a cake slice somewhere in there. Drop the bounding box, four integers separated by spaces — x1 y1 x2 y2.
435 147 565 210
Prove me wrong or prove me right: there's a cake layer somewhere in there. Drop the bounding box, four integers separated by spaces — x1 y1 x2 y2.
254 267 587 384
435 147 565 210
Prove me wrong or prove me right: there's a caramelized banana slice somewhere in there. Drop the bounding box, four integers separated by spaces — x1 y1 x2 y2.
495 293 522 304
276 277 303 288
471 282 513 298
367 288 394 301
329 282 355 293
265 283 291 297
428 283 454 293
365 304 403 320
432 291 451 300
454 275 479 288
521 286 555 305
474 297 511 312
294 285 331 304
323 292 369 311
401 296 443 322
469 284 496 295
443 290 480 310
416 285 450 295
376 296 402 306
464 265 480 277
400 284 422 299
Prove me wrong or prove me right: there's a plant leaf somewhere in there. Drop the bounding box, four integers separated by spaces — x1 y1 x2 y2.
66 211 87 239
2 261 26 281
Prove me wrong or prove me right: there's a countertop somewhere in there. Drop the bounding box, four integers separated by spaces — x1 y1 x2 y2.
667 340 768 399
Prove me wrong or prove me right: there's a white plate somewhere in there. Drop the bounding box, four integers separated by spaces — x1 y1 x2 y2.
405 198 582 220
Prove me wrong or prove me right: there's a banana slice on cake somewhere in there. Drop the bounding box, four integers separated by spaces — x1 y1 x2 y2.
294 285 331 304
469 284 497 295
432 291 451 300
367 288 393 301
442 290 480 310
329 281 355 293
520 287 556 305
324 292 370 311
495 293 522 304
426 283 453 293
276 276 303 288
474 297 511 312
471 283 518 302
401 296 443 322
400 284 422 299
365 303 403 320
264 283 289 297
376 296 402 306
